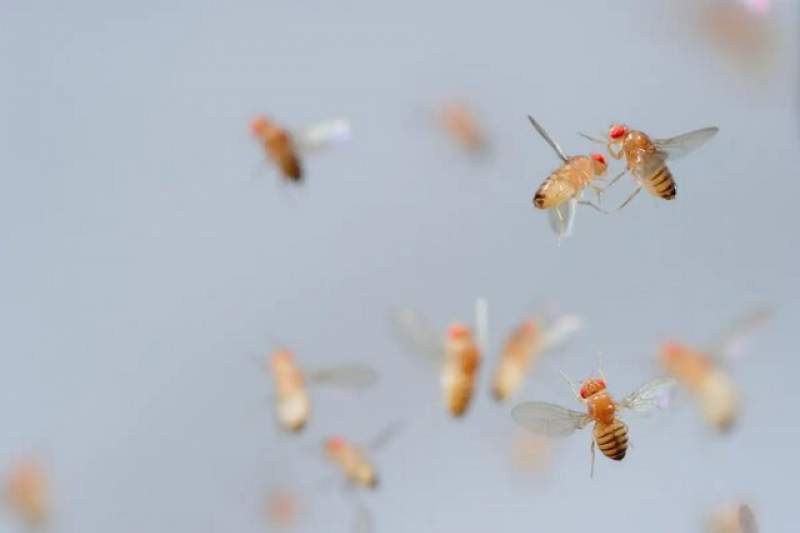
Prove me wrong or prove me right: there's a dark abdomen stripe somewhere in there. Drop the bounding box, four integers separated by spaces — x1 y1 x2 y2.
647 165 676 200
594 420 628 461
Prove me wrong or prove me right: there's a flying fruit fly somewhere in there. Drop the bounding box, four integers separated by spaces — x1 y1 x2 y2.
659 308 770 432
249 115 351 183
268 348 377 432
527 116 608 239
4 459 49 528
390 298 488 417
439 102 488 154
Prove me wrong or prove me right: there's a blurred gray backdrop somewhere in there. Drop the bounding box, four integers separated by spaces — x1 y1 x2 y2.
0 0 798 532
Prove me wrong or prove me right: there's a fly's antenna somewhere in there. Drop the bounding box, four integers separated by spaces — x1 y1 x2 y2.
559 369 581 401
596 352 606 382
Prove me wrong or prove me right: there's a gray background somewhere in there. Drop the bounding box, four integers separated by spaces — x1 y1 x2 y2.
0 0 798 531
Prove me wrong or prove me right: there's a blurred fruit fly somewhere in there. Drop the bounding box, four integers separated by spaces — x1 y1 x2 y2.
492 313 582 401
390 298 488 417
269 349 377 432
265 487 300 528
659 308 770 432
512 373 675 476
4 459 48 527
249 115 351 183
325 436 379 489
527 116 608 239
579 123 718 209
708 503 759 533
439 102 487 153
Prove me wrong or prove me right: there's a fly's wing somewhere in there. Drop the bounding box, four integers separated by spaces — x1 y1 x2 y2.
294 118 352 153
652 127 719 161
577 131 606 144
618 377 677 414
474 297 489 355
539 314 582 353
366 422 403 453
707 307 772 363
739 504 758 533
511 402 591 438
528 116 568 162
389 307 444 363
308 365 378 388
354 504 373 533
547 198 576 239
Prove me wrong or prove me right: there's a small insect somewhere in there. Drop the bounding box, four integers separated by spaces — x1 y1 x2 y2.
512 372 675 476
660 308 770 432
265 487 300 528
439 102 487 153
580 123 718 209
527 116 608 239
323 424 400 491
491 313 582 401
4 459 48 527
390 298 488 417
269 349 377 432
249 115 351 183
708 503 759 533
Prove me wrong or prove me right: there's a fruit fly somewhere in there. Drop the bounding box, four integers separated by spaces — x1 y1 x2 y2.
265 487 300 528
512 373 675 476
390 298 488 417
439 102 487 153
4 459 48 527
708 503 759 533
269 349 377 432
492 313 582 401
324 424 401 491
580 123 718 210
249 115 351 183
659 308 770 432
527 116 608 239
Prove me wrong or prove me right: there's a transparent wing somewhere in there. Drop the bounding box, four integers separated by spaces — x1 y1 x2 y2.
577 131 606 144
366 422 403 453
294 118 352 153
739 504 758 533
528 115 568 162
389 307 443 363
308 365 378 388
547 199 576 239
653 127 718 161
511 402 591 438
539 314 582 353
474 297 489 355
618 377 677 414
354 504 373 533
707 307 772 362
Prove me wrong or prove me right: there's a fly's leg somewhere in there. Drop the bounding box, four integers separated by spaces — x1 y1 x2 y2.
590 439 596 479
555 206 566 236
608 144 624 160
615 186 642 211
578 200 608 214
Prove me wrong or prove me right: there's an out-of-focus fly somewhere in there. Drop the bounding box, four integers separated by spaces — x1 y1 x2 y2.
4 459 48 527
249 115 351 183
512 372 675 476
439 102 488 153
390 298 488 417
659 308 769 432
269 349 377 432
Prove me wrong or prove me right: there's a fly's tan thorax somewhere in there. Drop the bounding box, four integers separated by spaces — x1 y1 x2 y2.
622 130 657 172
587 391 616 426
534 156 594 209
492 323 540 400
442 335 480 416
593 419 629 461
329 444 377 489
697 369 739 432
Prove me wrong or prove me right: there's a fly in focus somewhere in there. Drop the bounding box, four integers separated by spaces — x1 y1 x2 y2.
580 123 718 209
250 115 351 183
512 372 675 475
269 349 377 432
527 116 608 239
390 298 488 417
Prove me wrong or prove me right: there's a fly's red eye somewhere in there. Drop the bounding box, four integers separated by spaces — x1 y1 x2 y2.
579 386 589 399
597 380 606 389
250 116 268 136
591 153 606 165
609 125 626 139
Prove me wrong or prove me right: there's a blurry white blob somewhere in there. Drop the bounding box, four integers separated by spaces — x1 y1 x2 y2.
708 502 759 533
296 118 352 152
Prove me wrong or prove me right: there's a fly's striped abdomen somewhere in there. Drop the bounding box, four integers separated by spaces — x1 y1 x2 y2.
593 419 628 461
645 164 676 200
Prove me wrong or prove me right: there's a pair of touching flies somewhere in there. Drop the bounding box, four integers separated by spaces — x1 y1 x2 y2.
391 299 583 416
528 116 719 239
